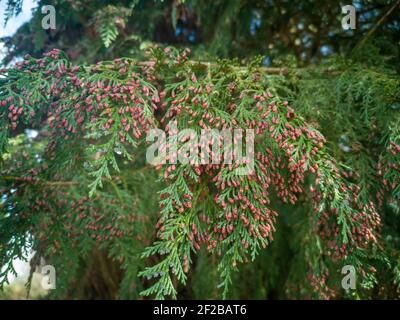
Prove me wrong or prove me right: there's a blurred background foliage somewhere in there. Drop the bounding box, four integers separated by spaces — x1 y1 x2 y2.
0 0 399 299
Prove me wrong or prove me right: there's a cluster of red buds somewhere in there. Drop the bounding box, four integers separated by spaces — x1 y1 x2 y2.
1 47 386 287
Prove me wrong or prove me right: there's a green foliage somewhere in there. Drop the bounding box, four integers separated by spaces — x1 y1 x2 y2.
92 5 133 48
